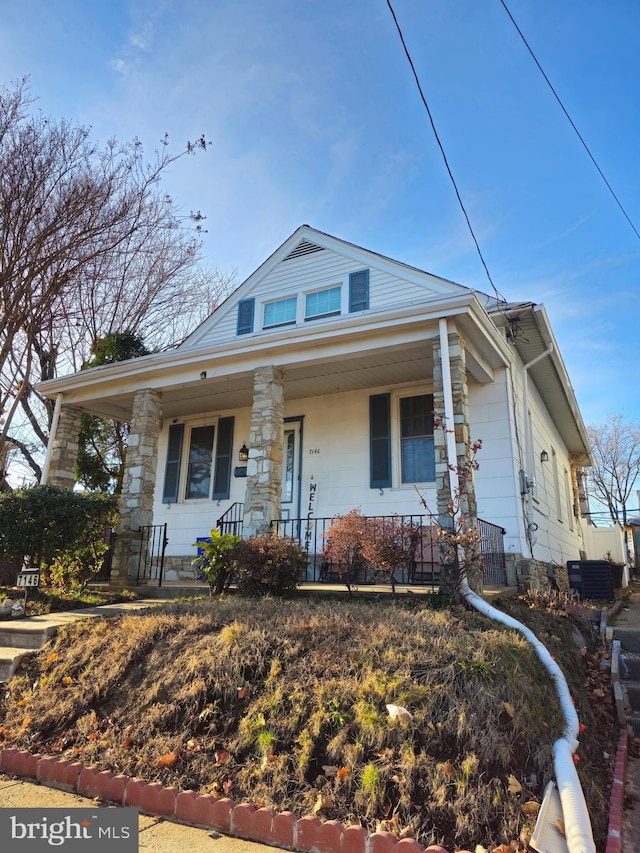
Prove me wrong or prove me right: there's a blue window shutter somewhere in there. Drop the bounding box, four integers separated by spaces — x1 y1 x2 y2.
237 298 255 335
213 416 234 499
370 394 391 488
349 270 369 312
162 423 184 503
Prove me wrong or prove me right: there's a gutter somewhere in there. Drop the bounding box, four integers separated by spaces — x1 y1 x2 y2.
438 319 595 853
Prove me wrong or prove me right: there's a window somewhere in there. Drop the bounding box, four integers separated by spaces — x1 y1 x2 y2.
368 392 435 488
162 418 235 502
305 286 341 320
400 395 435 483
186 425 215 499
264 297 297 328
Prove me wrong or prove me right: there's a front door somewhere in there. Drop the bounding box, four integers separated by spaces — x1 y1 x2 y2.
281 417 302 521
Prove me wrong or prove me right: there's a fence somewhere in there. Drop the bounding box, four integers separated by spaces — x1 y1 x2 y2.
219 511 507 588
136 523 169 586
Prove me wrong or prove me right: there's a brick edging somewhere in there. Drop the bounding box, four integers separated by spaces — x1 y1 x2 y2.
606 728 628 853
0 747 466 853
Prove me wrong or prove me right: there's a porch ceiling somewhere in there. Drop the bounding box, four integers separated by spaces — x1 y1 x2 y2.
75 342 438 420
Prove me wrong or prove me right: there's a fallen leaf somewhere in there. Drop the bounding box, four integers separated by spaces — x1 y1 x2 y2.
121 736 134 749
507 774 522 795
322 765 339 777
16 699 29 707
337 767 350 779
555 819 566 837
502 702 515 718
521 801 540 817
313 793 333 814
437 760 455 780
21 715 31 729
237 686 249 699
63 676 73 685
155 749 180 768
215 750 230 765
386 704 413 722
427 721 437 733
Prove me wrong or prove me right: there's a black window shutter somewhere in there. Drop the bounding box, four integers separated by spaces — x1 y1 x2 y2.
237 298 255 335
349 270 369 312
162 423 184 503
370 394 391 488
213 416 235 499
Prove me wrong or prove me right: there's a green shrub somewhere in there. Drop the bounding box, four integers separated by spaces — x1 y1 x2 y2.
234 535 306 596
0 485 117 588
191 529 241 595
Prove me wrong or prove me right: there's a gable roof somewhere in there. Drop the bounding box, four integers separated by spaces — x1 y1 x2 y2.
180 224 470 349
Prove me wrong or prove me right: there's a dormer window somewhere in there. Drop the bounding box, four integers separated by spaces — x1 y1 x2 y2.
305 286 341 321
263 296 297 328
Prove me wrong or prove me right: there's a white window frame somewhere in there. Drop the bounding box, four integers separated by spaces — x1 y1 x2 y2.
263 296 297 329
304 284 342 321
391 389 436 487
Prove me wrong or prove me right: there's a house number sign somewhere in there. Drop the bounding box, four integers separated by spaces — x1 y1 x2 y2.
308 448 320 455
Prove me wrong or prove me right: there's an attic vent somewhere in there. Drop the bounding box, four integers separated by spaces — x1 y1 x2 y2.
283 239 325 261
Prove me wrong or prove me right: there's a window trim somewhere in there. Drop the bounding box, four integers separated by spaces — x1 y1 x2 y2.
162 417 235 503
304 285 342 321
263 295 297 329
397 392 436 485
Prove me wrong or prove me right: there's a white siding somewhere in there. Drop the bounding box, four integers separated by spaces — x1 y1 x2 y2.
190 247 454 348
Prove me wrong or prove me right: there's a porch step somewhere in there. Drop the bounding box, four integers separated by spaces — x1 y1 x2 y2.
0 624 56 650
612 626 640 653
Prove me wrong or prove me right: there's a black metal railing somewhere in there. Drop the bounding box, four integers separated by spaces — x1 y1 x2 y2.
136 523 168 586
217 502 245 537
478 518 508 585
271 514 441 587
271 514 507 587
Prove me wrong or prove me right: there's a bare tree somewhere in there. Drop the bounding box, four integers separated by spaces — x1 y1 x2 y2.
586 414 640 526
0 78 236 481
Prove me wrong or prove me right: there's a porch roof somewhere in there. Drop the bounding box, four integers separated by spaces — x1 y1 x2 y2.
38 291 509 421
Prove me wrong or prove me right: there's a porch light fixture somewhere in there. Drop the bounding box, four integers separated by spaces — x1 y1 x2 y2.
540 450 549 463
239 443 249 462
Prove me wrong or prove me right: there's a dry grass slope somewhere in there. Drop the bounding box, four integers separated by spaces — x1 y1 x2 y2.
0 595 616 850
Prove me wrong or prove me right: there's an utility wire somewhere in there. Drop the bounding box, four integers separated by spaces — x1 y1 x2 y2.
385 0 507 304
499 0 640 242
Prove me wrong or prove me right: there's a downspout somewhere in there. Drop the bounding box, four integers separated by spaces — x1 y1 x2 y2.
40 393 63 485
522 344 554 550
438 323 594 852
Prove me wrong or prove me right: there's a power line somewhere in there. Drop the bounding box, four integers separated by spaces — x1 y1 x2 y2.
499 0 640 242
385 0 507 304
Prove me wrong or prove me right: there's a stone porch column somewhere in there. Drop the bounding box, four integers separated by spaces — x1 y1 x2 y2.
111 389 162 586
243 366 285 538
432 329 481 592
46 404 82 488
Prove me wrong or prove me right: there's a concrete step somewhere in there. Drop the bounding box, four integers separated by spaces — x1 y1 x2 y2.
0 646 37 681
619 651 640 680
612 626 640 653
0 624 56 650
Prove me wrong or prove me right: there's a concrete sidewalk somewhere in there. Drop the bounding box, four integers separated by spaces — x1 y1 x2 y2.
0 775 284 852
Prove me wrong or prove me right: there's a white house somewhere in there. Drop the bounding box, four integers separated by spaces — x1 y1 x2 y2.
39 225 594 590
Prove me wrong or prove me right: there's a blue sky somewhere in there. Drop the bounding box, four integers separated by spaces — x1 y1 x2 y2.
1 0 639 428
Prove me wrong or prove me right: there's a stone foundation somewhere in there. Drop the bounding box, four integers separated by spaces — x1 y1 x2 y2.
512 556 570 595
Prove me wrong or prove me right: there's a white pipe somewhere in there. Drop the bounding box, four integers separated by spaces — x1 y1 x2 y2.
40 393 63 485
437 326 594 851
459 582 595 852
